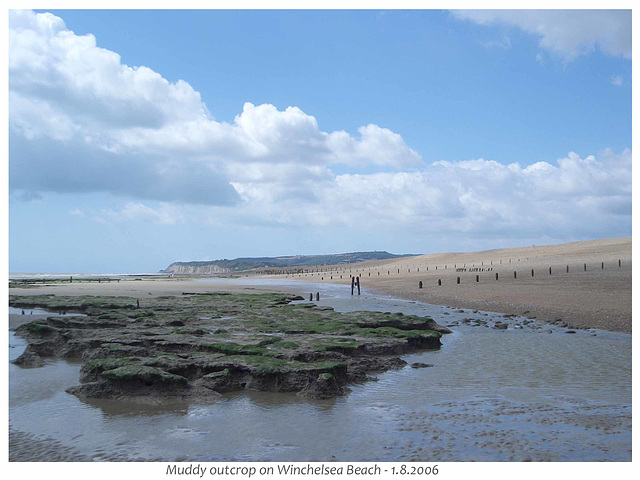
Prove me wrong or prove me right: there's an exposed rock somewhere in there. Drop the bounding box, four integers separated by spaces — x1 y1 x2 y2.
298 373 344 399
12 346 45 368
10 292 446 400
410 362 433 369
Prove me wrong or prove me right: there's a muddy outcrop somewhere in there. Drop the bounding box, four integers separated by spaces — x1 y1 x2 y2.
12 346 45 368
11 292 447 400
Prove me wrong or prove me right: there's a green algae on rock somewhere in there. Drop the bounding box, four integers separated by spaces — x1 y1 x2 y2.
10 292 449 400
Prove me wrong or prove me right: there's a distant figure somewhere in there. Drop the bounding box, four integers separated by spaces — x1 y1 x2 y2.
21 310 24 315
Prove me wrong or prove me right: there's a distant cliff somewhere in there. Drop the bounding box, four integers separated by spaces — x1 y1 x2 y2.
161 251 416 275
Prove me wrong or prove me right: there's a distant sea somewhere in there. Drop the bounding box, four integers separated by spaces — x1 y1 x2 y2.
8 272 168 280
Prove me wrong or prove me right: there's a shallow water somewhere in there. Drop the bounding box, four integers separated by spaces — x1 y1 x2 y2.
9 306 87 316
9 280 631 461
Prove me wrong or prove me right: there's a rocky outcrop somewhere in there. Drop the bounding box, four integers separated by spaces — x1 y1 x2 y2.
11 292 447 400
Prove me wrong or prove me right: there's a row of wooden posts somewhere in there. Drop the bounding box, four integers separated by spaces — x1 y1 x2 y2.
418 259 623 288
278 257 624 280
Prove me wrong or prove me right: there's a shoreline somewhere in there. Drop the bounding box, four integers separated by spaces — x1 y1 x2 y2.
256 237 632 333
8 237 632 333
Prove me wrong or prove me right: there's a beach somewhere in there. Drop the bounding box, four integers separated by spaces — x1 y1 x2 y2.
8 236 633 461
9 237 632 333
264 237 632 333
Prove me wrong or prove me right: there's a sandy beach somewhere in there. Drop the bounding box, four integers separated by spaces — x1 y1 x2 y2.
8 237 632 333
264 237 632 333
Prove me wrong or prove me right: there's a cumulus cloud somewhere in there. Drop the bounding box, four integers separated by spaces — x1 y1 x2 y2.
11 10 631 247
452 9 632 61
99 202 184 224
226 149 632 239
611 75 623 86
9 10 421 205
97 149 631 245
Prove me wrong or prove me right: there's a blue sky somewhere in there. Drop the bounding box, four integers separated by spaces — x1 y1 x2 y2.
8 9 632 273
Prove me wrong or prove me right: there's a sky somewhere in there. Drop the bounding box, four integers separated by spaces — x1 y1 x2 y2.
7 8 633 273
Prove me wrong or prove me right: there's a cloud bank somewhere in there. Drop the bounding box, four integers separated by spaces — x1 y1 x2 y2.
452 9 632 61
9 10 421 206
10 10 632 246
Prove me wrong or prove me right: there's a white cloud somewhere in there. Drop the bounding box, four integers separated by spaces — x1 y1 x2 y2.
9 10 421 206
611 75 623 86
9 10 631 247
223 149 631 240
452 10 631 61
481 35 511 50
98 202 184 225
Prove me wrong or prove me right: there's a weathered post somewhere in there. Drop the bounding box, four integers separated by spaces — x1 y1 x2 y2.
356 276 361 295
457 277 460 284
567 265 569 273
514 271 517 279
316 292 320 301
438 279 441 286
310 293 313 301
549 267 552 275
584 263 587 271
419 281 423 289
531 269 534 277
70 276 73 283
601 262 604 270
351 276 355 295
136 299 140 308
619 259 621 267
495 272 499 281
476 275 479 282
